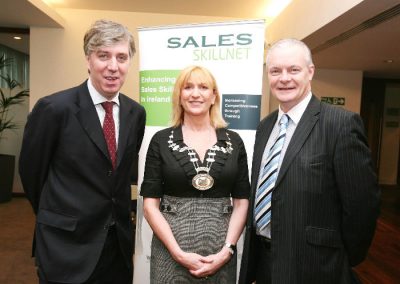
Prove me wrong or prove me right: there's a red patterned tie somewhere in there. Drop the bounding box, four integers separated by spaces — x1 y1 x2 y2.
101 102 117 169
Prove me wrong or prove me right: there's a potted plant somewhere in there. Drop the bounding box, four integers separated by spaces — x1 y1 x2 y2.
0 54 29 203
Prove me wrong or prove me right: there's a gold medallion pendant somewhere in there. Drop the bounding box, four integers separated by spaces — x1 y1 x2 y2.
192 173 214 190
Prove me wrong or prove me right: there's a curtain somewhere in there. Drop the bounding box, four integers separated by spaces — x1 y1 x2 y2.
0 44 29 89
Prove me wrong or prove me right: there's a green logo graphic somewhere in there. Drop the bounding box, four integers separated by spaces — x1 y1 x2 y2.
140 70 180 126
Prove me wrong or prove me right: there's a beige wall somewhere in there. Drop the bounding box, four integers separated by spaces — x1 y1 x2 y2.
313 69 363 113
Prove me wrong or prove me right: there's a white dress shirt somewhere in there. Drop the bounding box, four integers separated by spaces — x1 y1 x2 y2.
87 79 120 145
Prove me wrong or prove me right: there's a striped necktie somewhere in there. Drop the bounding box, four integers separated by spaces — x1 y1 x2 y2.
255 114 289 231
101 102 117 170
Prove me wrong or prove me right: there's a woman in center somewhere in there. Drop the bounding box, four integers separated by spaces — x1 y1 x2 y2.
141 65 250 283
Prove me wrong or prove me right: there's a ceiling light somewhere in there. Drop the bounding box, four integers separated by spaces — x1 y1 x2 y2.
383 59 394 63
264 0 292 18
13 36 22 40
42 0 65 6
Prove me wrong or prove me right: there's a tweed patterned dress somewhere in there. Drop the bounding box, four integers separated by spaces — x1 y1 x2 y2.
150 195 236 283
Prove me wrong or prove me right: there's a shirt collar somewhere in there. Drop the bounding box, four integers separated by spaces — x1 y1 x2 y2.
278 91 312 125
87 78 120 106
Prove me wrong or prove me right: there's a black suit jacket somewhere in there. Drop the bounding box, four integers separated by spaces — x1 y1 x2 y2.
19 81 146 283
239 95 380 284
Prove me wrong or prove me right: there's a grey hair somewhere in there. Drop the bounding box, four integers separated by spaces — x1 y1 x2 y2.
83 19 136 57
265 38 313 66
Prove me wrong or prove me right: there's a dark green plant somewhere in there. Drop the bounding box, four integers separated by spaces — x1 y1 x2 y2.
0 54 29 141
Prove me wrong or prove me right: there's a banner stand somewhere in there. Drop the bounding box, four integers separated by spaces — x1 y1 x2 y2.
134 19 265 283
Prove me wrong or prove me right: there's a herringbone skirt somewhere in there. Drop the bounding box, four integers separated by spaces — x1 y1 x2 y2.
150 195 236 284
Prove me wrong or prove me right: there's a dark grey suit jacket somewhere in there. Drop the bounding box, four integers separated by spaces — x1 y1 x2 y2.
239 95 380 284
19 81 146 283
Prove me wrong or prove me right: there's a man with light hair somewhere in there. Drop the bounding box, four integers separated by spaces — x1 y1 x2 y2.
20 19 146 284
240 38 379 284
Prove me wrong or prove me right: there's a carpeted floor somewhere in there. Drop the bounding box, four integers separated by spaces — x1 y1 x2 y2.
1 187 399 283
0 197 37 283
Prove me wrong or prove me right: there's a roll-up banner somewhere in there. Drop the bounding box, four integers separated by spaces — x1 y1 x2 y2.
134 20 265 283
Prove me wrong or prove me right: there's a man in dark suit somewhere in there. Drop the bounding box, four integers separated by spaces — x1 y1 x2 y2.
239 38 380 284
19 19 146 284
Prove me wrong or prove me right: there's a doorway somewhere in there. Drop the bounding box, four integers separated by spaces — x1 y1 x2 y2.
361 77 400 186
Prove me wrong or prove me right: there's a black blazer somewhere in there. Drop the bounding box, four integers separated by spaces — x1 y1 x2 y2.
239 95 380 284
19 81 146 283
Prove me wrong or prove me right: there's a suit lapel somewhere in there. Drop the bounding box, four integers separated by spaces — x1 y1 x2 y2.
75 82 110 161
275 95 320 187
252 111 278 186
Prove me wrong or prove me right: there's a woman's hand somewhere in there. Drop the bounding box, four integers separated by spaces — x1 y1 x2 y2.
188 246 232 278
174 250 213 271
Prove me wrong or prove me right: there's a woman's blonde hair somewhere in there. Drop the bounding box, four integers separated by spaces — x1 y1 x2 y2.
171 65 227 128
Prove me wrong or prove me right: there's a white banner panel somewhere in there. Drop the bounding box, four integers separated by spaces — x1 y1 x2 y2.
134 20 265 283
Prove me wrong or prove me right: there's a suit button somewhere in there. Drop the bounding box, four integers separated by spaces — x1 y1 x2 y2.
107 170 113 176
112 198 116 204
